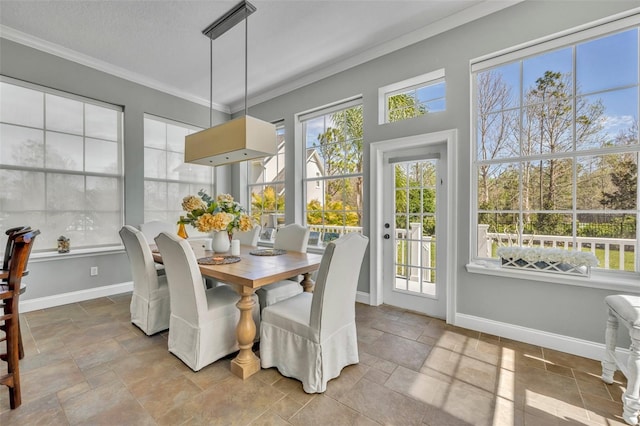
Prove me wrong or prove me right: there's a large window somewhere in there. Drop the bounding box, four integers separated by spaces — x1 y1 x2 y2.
0 78 124 252
143 115 212 227
472 22 639 274
301 99 364 246
247 124 285 237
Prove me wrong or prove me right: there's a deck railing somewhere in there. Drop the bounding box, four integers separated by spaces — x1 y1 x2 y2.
478 224 637 271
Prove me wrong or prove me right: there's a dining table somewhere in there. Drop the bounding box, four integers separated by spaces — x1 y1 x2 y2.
152 244 323 379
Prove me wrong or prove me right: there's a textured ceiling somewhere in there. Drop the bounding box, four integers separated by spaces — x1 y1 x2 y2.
0 0 518 112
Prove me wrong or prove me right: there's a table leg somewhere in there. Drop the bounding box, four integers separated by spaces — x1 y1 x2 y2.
230 286 261 379
301 272 314 293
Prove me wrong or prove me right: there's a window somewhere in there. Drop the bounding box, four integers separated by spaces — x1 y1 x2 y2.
143 115 212 227
379 69 445 124
301 99 363 245
0 77 123 252
247 124 285 236
472 21 639 274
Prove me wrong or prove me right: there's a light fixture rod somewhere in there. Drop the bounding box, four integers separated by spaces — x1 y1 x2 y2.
244 14 248 117
202 0 256 41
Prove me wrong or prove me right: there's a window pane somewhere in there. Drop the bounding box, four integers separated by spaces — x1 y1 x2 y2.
577 29 638 94
87 176 120 211
144 180 167 211
144 147 167 179
476 110 518 160
578 88 638 150
167 123 187 153
46 94 83 135
523 48 572 96
47 173 84 210
0 82 43 128
477 65 519 112
46 132 83 171
86 138 118 173
144 117 166 149
0 124 44 167
0 170 45 212
85 104 118 141
522 159 574 211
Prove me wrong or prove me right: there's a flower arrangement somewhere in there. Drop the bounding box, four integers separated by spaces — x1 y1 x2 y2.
178 190 254 235
496 246 599 267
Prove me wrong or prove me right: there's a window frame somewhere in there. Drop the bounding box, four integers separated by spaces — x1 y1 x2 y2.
468 13 640 286
0 76 124 254
246 123 285 241
300 98 364 247
378 68 446 124
142 114 212 229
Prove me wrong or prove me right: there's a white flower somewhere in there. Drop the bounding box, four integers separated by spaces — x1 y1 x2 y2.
497 246 598 267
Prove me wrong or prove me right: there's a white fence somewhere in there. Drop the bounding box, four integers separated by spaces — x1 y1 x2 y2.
478 224 637 271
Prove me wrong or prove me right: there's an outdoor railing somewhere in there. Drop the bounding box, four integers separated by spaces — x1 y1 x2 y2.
478 224 637 271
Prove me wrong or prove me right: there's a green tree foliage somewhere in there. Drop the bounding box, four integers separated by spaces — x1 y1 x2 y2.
388 93 427 123
306 199 359 226
250 186 284 223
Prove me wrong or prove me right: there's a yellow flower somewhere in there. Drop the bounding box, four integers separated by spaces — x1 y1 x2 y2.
182 195 206 212
238 214 254 232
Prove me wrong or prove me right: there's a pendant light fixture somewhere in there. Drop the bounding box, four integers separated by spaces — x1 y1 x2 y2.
185 0 276 167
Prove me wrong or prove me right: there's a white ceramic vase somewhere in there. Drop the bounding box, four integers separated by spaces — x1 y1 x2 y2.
212 231 231 253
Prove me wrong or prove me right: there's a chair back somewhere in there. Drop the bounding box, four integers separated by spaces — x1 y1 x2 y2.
6 228 39 293
234 226 261 247
3 226 31 279
310 233 368 340
154 231 207 324
274 224 310 252
139 220 174 241
119 225 161 298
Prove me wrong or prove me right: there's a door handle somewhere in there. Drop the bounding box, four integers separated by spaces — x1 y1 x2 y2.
384 234 390 239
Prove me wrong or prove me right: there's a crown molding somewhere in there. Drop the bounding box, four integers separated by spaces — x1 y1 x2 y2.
232 0 522 112
0 24 231 114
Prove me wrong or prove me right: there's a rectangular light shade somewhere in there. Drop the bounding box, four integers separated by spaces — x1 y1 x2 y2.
185 115 277 166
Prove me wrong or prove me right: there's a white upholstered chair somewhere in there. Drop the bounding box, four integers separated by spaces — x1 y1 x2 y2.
119 225 170 335
256 224 310 311
154 231 260 372
260 232 369 393
233 226 261 247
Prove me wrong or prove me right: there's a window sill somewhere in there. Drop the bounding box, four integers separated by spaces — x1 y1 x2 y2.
466 260 640 293
30 245 125 262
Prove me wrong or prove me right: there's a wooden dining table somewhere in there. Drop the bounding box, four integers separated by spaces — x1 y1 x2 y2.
152 245 323 379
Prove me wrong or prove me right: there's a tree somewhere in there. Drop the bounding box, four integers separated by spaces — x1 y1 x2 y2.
388 93 427 122
476 70 516 210
250 186 284 224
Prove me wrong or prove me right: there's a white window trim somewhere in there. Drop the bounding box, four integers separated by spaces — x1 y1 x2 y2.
467 10 640 290
378 68 445 124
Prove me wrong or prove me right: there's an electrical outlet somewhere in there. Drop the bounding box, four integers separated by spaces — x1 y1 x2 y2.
90 266 98 276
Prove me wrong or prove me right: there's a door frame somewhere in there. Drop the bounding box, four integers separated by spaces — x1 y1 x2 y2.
369 129 458 324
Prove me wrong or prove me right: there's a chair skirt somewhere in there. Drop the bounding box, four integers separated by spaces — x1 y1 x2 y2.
168 286 260 372
260 294 359 393
130 279 170 336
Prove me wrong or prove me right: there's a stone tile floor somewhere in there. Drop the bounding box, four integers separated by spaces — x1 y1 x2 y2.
0 293 628 425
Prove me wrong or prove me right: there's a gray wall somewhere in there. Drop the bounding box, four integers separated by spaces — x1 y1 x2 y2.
1 1 637 346
248 0 639 344
0 38 229 298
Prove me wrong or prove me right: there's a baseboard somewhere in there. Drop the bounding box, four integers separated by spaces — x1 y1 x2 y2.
20 282 133 313
356 291 371 305
455 312 631 362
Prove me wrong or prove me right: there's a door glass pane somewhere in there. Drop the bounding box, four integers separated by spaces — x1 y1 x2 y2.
394 159 437 297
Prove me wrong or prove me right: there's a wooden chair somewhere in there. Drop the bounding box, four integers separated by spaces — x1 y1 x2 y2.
1 226 31 360
0 228 39 409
